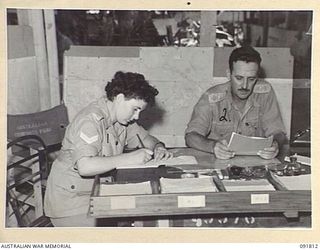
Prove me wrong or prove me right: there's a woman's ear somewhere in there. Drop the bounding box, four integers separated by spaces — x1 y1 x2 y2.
226 69 231 80
115 93 125 102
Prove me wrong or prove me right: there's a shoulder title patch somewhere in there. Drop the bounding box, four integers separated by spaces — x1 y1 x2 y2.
253 83 271 94
208 92 226 104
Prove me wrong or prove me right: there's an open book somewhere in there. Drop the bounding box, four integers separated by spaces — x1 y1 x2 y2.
116 155 198 169
228 132 273 155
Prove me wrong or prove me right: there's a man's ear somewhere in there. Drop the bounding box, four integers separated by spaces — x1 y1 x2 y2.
226 69 231 80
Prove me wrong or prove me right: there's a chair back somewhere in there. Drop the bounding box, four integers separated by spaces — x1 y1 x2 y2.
7 104 69 147
6 135 52 227
6 105 68 227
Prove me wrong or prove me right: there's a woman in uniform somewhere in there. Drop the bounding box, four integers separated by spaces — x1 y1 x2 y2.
44 71 172 227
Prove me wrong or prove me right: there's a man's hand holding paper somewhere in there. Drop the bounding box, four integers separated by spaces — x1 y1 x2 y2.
213 139 235 160
213 135 277 160
257 140 279 160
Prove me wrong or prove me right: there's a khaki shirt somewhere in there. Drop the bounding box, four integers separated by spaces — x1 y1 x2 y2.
44 97 148 217
185 80 286 142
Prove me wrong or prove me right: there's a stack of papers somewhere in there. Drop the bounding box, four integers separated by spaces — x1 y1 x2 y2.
273 175 311 190
117 155 198 169
222 179 275 191
160 177 217 193
228 132 273 155
99 181 152 196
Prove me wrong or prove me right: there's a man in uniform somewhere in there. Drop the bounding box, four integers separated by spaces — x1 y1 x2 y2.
185 46 287 160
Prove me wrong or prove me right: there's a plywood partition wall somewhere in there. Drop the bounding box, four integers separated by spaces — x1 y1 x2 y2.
64 46 293 147
7 25 40 114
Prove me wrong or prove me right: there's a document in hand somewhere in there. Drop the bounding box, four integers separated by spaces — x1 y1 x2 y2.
228 132 273 155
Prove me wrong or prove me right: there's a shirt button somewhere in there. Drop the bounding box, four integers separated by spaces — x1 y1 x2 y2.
71 185 75 189
245 122 249 126
115 141 118 145
238 131 242 134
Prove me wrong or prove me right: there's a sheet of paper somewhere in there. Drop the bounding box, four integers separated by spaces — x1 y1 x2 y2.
160 177 217 193
273 175 311 190
222 179 275 191
99 181 152 196
228 132 273 155
116 155 198 169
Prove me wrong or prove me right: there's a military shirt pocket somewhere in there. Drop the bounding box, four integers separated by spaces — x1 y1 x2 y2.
213 122 234 139
102 131 124 157
102 140 114 157
54 169 94 195
244 109 260 135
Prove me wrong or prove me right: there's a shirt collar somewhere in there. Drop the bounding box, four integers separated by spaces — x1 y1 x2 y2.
225 81 260 110
98 96 127 135
96 96 113 126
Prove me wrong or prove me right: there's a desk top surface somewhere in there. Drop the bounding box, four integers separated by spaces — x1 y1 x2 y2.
168 147 282 170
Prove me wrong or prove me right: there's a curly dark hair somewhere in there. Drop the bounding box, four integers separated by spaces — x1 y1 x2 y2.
229 46 262 72
105 71 159 105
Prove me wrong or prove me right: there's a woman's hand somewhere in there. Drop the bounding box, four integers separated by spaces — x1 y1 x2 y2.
127 148 154 164
153 145 173 161
257 140 279 159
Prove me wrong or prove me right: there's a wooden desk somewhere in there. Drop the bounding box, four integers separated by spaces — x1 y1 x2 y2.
89 148 311 228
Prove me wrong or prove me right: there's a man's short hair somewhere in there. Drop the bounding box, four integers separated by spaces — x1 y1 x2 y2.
105 71 159 105
229 46 262 72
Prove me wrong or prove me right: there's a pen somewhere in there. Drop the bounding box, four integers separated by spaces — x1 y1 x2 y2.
136 134 145 148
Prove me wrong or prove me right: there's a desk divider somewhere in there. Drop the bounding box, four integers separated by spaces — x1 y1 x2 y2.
88 167 311 221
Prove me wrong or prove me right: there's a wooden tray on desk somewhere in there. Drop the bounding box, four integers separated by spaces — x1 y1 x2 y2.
89 172 311 219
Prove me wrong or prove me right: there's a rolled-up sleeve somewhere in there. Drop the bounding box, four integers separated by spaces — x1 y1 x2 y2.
261 88 286 137
71 118 102 165
185 93 213 137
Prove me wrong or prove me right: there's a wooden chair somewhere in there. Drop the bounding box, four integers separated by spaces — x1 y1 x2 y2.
6 104 69 227
7 135 52 227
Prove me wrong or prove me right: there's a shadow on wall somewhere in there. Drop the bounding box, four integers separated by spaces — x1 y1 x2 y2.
138 102 166 130
259 67 266 79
